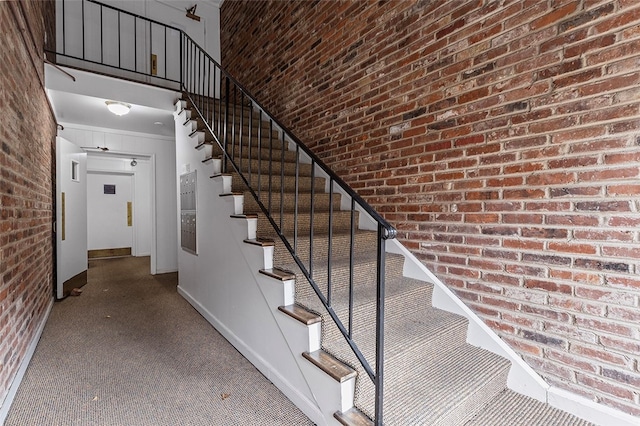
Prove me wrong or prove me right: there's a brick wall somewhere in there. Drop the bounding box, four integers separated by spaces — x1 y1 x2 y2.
221 0 640 416
0 0 56 406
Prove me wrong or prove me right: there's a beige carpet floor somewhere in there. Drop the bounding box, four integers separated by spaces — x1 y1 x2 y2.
5 256 313 426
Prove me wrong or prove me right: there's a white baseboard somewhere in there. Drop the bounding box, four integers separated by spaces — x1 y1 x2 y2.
177 286 327 425
549 387 640 426
0 298 54 425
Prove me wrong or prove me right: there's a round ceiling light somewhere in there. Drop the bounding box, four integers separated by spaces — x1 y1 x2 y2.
105 100 131 116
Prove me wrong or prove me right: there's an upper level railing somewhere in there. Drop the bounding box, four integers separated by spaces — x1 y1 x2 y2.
48 1 397 423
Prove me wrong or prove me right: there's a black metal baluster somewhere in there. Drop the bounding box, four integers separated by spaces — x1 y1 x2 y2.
294 145 299 255
248 101 253 182
232 84 237 167
134 17 137 72
327 177 333 306
280 132 285 232
268 119 273 215
100 5 103 64
257 110 262 201
348 198 355 338
62 0 65 55
374 224 386 426
309 161 315 279
239 91 244 173
82 0 85 59
117 11 121 68
164 26 167 78
223 76 229 172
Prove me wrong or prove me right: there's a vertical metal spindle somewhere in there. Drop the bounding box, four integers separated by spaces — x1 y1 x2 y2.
232 84 237 166
279 132 285 232
117 12 121 68
179 33 182 87
164 26 167 79
62 0 66 55
223 76 230 172
257 110 262 201
134 17 137 72
294 145 299 255
100 5 103 64
239 92 244 172
207 60 211 127
327 177 333 306
374 223 386 426
348 197 355 338
309 161 315 279
150 22 153 76
268 119 273 215
82 0 85 59
248 101 253 181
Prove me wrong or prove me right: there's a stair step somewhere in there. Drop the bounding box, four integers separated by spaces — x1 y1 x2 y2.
259 267 296 281
334 408 373 426
302 350 357 383
243 237 275 247
256 209 359 236
231 172 325 193
278 304 321 325
464 389 594 426
244 190 343 216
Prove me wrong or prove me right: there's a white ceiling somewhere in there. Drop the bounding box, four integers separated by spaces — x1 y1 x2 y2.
45 65 178 138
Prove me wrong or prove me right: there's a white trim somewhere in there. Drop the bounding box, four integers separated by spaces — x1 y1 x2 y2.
0 298 54 424
548 387 640 426
177 286 326 426
60 122 175 142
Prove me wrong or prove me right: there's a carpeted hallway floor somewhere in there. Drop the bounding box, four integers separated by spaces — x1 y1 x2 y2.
5 256 313 426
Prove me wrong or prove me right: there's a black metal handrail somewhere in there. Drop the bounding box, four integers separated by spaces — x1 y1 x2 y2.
49 2 397 423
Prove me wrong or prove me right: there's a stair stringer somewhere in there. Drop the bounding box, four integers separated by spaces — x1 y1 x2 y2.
175 112 350 425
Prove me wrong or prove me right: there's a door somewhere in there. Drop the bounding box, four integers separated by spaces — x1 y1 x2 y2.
56 137 88 299
87 172 134 256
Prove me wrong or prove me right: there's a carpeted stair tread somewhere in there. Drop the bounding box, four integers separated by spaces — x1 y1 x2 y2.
244 190 344 215
271 231 379 265
256 209 360 236
231 172 325 193
464 389 594 426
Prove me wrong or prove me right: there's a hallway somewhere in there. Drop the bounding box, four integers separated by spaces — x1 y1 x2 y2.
5 257 313 425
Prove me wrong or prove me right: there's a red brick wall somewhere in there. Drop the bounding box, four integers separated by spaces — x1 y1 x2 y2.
0 0 56 406
221 0 640 416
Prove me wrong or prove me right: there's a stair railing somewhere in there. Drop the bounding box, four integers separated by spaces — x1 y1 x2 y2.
182 35 396 424
49 1 397 422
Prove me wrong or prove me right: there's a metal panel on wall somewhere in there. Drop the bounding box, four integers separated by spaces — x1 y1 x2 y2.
180 171 197 254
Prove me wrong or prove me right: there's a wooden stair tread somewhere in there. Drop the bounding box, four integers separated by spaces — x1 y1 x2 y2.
278 304 321 325
243 237 275 247
334 408 373 426
259 267 296 281
302 350 357 383
230 213 258 219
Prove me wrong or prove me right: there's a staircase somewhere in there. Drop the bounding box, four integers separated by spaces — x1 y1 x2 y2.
176 95 592 426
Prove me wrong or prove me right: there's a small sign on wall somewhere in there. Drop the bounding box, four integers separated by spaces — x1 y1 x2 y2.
104 184 116 194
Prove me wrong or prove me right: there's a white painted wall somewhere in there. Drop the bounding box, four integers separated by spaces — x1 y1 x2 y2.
174 114 328 424
61 124 177 274
56 136 88 299
87 172 134 251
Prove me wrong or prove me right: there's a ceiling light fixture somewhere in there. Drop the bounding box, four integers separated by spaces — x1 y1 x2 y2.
105 100 131 116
